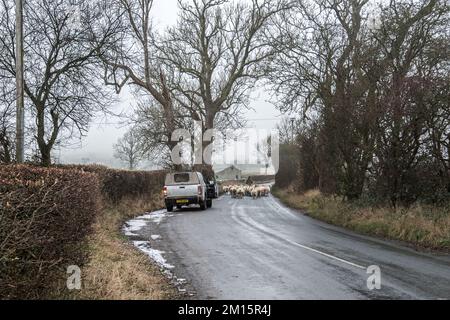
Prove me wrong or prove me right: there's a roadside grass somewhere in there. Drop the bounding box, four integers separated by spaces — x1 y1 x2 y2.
76 196 178 300
273 188 450 252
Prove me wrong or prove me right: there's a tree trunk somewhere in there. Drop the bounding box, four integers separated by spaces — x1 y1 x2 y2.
36 106 58 167
129 158 134 170
0 129 12 164
202 111 215 167
40 146 52 167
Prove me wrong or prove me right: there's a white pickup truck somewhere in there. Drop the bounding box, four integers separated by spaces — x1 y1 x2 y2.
163 172 212 212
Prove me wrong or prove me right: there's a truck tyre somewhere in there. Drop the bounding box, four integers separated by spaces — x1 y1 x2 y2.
207 199 212 208
177 205 182 210
167 204 174 212
200 200 207 210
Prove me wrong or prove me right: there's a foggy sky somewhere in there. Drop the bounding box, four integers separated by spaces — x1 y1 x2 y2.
60 0 286 169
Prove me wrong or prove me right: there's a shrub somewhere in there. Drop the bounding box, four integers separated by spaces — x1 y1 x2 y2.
275 144 301 189
101 169 166 203
0 164 167 299
57 165 166 204
273 188 450 251
0 165 101 299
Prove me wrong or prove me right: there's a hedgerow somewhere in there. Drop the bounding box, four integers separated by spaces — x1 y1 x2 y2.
0 164 167 299
0 165 101 299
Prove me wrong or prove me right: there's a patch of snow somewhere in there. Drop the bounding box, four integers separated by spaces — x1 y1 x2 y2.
122 209 168 236
176 278 187 285
123 219 148 236
133 241 174 270
123 209 184 288
139 209 167 224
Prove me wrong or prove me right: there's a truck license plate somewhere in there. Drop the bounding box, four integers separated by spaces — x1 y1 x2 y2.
176 199 189 204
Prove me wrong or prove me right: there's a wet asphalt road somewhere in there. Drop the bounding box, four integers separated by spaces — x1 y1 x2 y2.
137 195 450 300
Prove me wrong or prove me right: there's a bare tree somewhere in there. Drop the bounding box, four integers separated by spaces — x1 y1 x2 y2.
131 97 197 168
0 0 120 166
99 0 183 168
268 0 449 204
427 78 450 192
268 0 379 198
369 0 449 205
0 82 15 163
114 128 144 170
277 117 301 145
158 0 289 165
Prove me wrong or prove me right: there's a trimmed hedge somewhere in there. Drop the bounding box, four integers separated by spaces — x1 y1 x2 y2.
0 165 101 299
0 164 167 299
57 165 167 203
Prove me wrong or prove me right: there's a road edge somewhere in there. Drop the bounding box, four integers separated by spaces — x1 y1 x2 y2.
272 188 450 256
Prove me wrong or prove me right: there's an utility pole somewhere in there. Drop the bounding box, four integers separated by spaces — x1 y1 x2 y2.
15 0 25 163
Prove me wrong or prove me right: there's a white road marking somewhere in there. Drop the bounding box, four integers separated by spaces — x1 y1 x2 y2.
285 239 366 270
231 197 367 270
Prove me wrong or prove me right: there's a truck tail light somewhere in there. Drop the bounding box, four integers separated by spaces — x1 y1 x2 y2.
163 186 167 196
198 185 202 196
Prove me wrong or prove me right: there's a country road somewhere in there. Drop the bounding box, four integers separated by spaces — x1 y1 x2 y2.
129 195 450 300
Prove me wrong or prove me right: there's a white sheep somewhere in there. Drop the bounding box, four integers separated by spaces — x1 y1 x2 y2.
251 187 258 199
236 187 245 199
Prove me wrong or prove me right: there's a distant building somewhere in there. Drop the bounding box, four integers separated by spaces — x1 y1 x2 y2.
214 163 276 182
215 165 243 181
235 164 276 177
246 175 276 186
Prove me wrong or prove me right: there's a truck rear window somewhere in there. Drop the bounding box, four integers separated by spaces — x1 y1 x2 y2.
174 173 190 183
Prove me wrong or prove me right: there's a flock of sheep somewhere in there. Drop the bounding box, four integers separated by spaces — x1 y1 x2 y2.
223 184 271 199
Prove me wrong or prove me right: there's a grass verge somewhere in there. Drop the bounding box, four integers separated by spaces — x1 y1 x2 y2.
76 197 178 300
273 188 450 252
